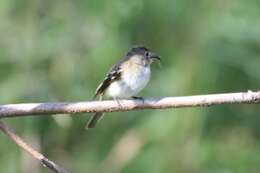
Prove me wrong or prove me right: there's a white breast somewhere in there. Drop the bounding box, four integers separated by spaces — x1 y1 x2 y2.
105 66 151 99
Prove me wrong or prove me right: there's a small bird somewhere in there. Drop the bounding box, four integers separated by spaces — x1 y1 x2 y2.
86 45 161 129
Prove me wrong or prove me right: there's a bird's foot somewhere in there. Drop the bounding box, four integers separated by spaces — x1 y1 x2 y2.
132 96 145 104
114 98 123 108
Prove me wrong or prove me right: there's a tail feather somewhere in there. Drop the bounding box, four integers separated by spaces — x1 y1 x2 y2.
85 112 104 129
85 94 103 129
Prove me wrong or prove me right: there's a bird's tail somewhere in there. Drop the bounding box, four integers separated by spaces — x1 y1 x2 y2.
85 95 104 129
85 112 104 129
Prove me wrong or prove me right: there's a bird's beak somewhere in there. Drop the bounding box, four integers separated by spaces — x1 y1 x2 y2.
150 52 161 62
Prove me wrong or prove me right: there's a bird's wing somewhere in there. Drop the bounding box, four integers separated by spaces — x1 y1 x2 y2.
93 64 122 99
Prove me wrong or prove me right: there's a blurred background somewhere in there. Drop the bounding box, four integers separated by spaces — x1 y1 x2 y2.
0 0 260 173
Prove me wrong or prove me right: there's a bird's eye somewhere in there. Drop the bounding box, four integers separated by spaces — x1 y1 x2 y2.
145 52 150 57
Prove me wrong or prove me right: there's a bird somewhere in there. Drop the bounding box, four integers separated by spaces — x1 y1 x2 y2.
86 45 161 129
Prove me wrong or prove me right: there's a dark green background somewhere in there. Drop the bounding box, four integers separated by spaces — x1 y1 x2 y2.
0 0 260 172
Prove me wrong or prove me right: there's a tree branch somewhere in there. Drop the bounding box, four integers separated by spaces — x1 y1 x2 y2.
0 91 259 118
0 121 70 173
0 91 259 172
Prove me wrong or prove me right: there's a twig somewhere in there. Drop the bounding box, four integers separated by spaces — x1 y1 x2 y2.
0 121 70 173
0 91 259 118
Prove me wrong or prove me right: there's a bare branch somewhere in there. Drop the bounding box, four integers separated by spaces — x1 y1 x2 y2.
0 91 259 172
0 91 259 118
0 121 70 173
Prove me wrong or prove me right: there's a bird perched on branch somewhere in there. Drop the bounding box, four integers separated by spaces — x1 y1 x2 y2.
86 45 161 129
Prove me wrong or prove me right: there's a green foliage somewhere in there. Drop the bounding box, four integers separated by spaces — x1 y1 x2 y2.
0 0 260 172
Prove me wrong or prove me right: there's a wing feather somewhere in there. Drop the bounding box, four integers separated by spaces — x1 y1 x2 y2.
93 64 122 98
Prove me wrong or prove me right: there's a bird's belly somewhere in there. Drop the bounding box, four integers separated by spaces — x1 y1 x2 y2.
105 81 134 98
105 67 150 98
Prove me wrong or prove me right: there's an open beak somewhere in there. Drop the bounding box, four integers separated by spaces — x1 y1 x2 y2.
150 52 161 62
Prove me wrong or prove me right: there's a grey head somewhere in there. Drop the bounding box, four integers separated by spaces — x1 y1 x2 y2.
124 45 161 66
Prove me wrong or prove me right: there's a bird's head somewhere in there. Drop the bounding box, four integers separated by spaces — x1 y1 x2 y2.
126 45 161 66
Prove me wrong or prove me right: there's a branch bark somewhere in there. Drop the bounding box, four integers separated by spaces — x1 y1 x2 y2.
0 121 70 173
0 91 259 118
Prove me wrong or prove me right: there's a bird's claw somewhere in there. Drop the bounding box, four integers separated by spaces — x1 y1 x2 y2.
132 96 145 104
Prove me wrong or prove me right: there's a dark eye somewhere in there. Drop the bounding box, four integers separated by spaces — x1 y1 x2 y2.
145 52 150 57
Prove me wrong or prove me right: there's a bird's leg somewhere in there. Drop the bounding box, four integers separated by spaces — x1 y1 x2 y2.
114 97 123 108
132 96 145 104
